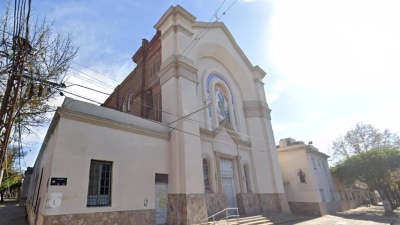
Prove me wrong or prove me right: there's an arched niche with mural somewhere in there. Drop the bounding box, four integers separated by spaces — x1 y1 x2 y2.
205 74 238 131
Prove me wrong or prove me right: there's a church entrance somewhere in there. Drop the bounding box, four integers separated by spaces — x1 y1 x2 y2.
220 159 237 209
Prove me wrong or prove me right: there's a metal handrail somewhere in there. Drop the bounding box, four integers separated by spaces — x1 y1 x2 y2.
199 207 239 225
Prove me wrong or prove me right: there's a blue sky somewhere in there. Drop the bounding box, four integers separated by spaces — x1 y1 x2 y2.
19 0 400 168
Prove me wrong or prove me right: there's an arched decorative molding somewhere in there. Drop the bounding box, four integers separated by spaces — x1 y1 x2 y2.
204 73 238 132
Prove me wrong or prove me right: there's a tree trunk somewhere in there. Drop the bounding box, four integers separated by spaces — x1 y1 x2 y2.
376 187 393 213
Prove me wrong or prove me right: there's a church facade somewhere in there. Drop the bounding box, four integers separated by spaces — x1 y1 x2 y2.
26 6 289 225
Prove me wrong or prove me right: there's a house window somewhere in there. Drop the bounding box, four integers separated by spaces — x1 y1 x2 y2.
87 160 112 207
311 158 316 170
150 60 161 78
203 158 212 193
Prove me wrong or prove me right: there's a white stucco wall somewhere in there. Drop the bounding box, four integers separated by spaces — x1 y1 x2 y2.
30 99 171 216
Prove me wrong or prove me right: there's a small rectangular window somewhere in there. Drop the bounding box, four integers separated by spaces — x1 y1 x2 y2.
87 160 112 207
311 158 316 170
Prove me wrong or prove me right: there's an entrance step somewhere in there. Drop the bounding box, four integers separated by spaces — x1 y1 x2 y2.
196 213 302 225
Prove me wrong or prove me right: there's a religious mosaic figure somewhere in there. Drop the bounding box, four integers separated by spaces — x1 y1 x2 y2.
297 169 306 183
215 84 229 124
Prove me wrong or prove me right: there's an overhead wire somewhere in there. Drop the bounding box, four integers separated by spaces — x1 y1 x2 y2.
69 67 116 90
179 0 238 62
71 61 121 84
61 93 277 155
67 69 115 91
65 88 277 154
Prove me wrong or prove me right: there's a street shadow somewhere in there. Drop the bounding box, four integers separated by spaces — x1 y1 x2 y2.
334 206 396 224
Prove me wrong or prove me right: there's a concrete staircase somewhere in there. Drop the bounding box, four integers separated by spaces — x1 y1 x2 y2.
197 213 302 225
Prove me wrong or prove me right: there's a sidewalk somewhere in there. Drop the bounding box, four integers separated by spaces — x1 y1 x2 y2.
292 205 400 225
0 197 29 225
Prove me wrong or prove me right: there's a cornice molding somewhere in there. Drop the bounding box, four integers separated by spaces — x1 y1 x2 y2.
60 110 170 141
243 100 271 119
154 5 196 31
159 56 199 85
160 24 194 41
199 123 252 149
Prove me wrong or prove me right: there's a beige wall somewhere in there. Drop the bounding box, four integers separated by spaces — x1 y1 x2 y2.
28 99 171 217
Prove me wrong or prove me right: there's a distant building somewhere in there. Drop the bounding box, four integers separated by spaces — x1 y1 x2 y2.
277 138 339 216
276 138 370 216
26 5 289 225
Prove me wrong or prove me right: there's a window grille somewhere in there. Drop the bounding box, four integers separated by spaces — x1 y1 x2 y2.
203 159 211 192
155 174 168 183
87 160 112 207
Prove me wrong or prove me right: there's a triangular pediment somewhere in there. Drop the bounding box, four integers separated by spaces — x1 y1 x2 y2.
199 122 251 149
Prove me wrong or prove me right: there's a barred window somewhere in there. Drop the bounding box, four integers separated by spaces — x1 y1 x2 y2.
203 159 211 193
87 160 112 207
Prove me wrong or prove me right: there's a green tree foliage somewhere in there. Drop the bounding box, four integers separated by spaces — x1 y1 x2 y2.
0 0 78 135
332 148 400 210
332 123 400 162
0 147 22 202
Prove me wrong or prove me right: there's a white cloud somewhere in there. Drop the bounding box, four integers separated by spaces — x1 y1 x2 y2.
265 79 289 103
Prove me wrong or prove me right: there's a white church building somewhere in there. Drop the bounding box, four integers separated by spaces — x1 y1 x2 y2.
26 6 290 225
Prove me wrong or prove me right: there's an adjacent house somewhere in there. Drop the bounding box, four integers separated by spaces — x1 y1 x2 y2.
277 138 338 216
26 5 290 225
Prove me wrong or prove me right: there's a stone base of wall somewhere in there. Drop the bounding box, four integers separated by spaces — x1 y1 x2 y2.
236 193 291 216
237 193 262 215
288 202 321 216
260 193 291 213
168 194 208 225
204 193 226 220
42 209 155 225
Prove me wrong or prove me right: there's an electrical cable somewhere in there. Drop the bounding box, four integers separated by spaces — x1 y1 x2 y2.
69 67 116 90
61 89 277 154
72 61 121 84
67 70 114 91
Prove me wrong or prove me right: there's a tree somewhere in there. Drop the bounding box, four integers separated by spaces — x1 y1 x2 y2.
0 0 78 135
332 148 400 212
0 146 22 202
332 123 400 162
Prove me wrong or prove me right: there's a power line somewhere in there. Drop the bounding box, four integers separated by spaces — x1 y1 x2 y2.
67 70 115 91
60 90 103 105
178 0 238 62
62 96 277 155
64 83 111 95
66 88 276 151
72 61 121 84
69 67 116 90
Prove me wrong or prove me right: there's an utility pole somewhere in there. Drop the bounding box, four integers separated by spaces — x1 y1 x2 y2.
0 0 33 186
0 37 30 185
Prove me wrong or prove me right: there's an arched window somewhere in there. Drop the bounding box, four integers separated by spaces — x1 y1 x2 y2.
203 158 212 193
127 94 133 112
122 99 128 112
243 164 252 193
